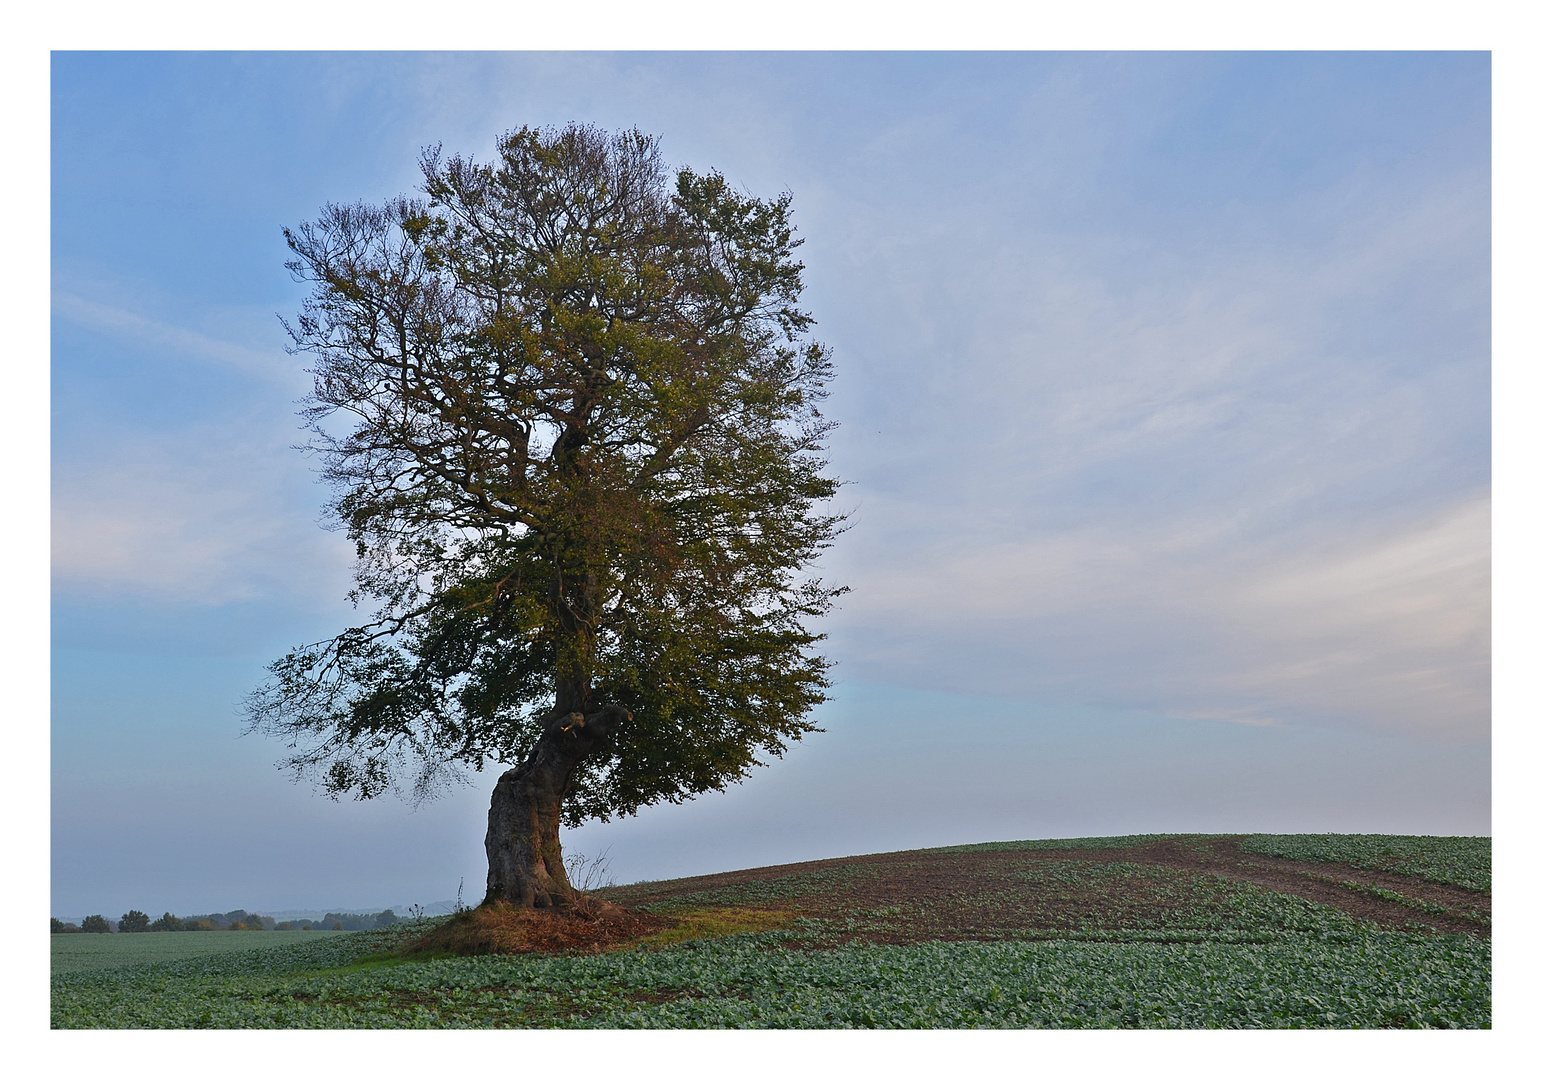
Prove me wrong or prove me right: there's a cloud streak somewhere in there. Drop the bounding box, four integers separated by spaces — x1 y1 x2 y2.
830 492 1489 739
814 136 1487 741
51 426 353 605
1207 496 1489 734
52 290 304 387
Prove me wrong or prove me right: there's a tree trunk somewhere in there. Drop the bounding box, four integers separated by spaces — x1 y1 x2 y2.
482 703 630 909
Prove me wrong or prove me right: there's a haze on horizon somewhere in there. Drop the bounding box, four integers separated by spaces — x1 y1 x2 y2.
50 51 1489 918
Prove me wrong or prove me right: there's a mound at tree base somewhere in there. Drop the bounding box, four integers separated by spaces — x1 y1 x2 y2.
400 900 670 957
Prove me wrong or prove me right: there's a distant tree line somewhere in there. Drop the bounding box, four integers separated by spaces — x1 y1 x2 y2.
51 908 401 933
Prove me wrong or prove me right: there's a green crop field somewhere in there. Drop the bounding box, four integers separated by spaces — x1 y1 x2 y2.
52 833 1490 1029
50 929 348 974
1237 834 1491 891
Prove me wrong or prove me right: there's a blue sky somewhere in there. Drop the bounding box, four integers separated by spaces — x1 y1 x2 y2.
50 52 1490 919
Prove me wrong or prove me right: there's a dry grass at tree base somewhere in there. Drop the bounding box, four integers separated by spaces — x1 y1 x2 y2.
401 900 671 957
399 900 799 958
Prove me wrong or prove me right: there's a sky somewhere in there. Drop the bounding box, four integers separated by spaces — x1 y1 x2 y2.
49 51 1491 920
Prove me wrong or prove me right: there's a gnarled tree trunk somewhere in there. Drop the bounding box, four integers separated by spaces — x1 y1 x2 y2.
483 702 630 909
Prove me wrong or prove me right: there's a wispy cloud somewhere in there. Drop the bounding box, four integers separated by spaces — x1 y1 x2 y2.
818 146 1487 741
1205 496 1489 736
50 283 339 604
830 493 1489 740
51 290 304 387
51 425 351 606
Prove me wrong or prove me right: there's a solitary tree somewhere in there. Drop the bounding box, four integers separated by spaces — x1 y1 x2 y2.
247 124 843 912
119 909 151 933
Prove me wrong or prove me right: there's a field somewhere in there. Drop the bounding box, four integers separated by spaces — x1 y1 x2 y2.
51 833 1489 1029
51 929 327 975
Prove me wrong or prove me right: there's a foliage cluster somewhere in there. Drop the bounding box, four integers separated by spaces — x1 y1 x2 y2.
279 911 402 933
248 123 845 827
52 908 402 934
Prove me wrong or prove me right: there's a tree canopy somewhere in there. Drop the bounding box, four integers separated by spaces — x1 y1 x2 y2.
247 123 843 832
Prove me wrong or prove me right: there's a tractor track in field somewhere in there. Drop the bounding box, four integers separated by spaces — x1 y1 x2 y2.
1124 837 1489 937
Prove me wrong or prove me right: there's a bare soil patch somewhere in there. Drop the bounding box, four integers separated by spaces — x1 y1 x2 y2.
601 835 1490 945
